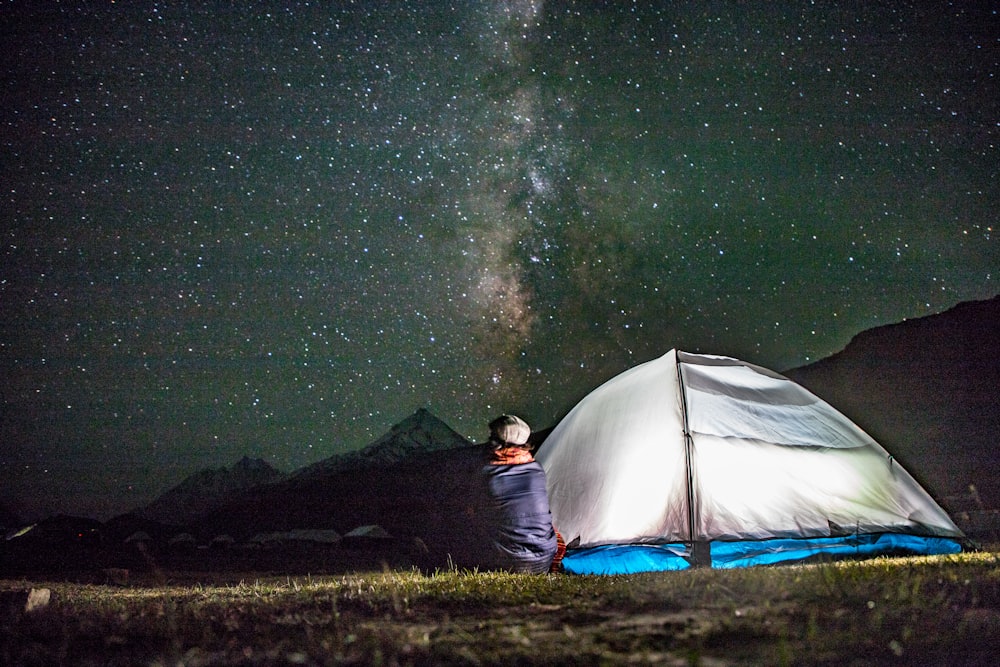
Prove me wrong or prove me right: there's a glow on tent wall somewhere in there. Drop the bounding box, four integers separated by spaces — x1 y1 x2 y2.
537 350 962 573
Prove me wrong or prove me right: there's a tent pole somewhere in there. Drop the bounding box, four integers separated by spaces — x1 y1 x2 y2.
676 349 710 567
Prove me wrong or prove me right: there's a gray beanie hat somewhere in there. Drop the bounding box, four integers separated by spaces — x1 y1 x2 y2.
489 414 531 446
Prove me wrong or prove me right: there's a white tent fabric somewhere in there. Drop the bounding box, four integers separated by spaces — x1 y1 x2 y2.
536 350 961 554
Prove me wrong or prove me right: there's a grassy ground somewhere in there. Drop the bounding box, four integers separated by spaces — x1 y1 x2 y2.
2 550 999 666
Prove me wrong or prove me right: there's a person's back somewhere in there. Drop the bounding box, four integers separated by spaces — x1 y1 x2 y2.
482 415 558 574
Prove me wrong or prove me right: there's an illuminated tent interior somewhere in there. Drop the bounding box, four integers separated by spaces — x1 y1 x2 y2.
536 350 963 574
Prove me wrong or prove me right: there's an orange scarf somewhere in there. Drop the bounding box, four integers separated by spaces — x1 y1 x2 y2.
490 446 535 465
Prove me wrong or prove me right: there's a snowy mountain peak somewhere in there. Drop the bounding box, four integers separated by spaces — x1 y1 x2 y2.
294 408 473 479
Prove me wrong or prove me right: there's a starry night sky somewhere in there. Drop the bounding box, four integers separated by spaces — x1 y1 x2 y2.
3 1 996 520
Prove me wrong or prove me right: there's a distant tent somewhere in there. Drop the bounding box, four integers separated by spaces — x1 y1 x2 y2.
210 534 235 549
342 524 392 549
344 525 391 540
167 532 197 550
124 531 152 545
246 532 278 547
283 529 342 544
247 529 342 547
536 350 963 574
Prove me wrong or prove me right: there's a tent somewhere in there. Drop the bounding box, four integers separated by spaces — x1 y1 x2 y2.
535 350 963 574
247 529 342 547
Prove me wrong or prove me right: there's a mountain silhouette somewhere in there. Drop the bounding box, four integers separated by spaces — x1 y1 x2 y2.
192 411 491 570
136 456 287 526
293 407 473 479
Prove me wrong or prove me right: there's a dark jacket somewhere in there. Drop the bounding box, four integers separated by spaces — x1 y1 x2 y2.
483 460 558 573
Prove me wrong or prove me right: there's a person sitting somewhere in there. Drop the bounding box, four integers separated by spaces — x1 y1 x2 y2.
482 414 564 573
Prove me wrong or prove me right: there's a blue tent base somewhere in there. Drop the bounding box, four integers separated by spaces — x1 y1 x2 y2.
561 534 963 575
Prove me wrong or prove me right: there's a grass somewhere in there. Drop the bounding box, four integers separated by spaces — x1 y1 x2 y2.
2 550 999 665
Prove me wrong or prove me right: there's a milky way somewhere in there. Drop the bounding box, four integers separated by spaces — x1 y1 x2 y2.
2 2 996 519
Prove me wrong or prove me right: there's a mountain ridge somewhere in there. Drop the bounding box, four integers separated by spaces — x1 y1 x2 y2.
292 407 473 479
132 408 473 527
135 456 287 526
